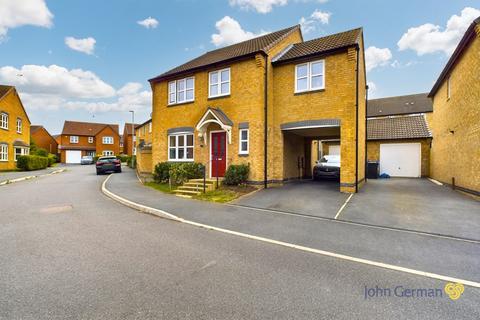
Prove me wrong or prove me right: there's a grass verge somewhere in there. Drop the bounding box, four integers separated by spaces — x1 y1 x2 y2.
194 185 257 203
144 182 178 194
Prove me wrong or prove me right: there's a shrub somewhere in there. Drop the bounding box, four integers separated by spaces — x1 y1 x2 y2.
32 148 48 157
16 155 49 171
127 155 136 168
153 162 204 184
116 154 129 163
224 164 250 186
153 162 171 183
47 154 57 166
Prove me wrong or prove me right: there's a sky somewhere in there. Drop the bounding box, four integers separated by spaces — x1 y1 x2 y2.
0 0 479 134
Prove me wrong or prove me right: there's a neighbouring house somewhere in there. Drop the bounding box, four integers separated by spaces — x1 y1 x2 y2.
123 123 140 156
30 125 58 155
428 16 480 195
149 25 366 193
135 119 153 178
0 85 31 171
119 135 124 154
58 121 120 163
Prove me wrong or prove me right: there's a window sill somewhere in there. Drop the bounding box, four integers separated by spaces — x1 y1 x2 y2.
294 88 325 96
238 153 249 157
167 100 195 107
0 127 8 131
168 159 195 162
208 94 230 101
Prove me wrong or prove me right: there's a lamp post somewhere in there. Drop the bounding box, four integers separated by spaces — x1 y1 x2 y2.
129 110 135 157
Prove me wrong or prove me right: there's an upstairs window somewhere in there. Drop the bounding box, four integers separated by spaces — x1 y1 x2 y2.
88 137 94 143
0 112 8 130
70 136 79 144
295 60 325 93
16 118 22 133
168 77 194 105
209 68 230 98
102 136 114 144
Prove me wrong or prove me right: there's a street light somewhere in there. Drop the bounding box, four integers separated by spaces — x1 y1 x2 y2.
129 110 135 156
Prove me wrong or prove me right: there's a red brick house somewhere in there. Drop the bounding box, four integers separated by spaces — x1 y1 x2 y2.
30 125 58 155
59 121 120 163
122 123 140 156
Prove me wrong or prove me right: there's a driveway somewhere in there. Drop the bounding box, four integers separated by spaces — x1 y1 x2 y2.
233 179 347 218
341 178 480 240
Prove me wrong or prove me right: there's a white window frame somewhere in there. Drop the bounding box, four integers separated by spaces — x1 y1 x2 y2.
239 129 249 155
295 60 325 93
14 147 28 162
208 68 230 98
102 136 114 144
149 122 152 133
16 118 22 133
0 112 8 130
102 150 114 156
70 136 79 144
168 77 195 105
88 137 94 143
168 133 194 162
0 144 8 161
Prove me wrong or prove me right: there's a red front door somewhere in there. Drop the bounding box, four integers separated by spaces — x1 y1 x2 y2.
211 131 227 177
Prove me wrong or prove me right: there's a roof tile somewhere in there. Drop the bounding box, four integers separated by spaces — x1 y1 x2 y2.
367 115 431 140
368 93 432 117
61 121 119 136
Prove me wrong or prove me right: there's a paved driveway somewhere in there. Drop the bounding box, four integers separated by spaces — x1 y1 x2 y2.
234 180 347 218
341 178 480 240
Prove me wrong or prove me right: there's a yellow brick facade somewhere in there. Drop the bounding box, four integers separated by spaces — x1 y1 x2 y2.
136 121 153 174
430 30 480 193
0 88 31 171
151 28 366 192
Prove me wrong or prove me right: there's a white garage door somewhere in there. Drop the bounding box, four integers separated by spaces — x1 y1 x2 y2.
380 143 421 177
328 145 341 155
66 150 82 164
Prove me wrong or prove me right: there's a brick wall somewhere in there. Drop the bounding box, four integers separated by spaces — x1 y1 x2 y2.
430 31 480 193
31 127 58 154
0 89 30 170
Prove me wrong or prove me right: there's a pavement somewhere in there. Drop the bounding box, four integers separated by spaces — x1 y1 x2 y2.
0 165 65 184
233 177 480 240
1 165 479 319
106 168 480 284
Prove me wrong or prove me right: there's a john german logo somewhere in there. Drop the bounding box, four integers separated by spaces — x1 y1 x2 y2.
364 282 465 300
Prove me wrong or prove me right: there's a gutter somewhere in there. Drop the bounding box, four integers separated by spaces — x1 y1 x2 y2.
355 45 359 193
264 54 268 189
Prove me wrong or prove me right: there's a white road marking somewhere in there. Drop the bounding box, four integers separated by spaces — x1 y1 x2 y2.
428 178 443 186
102 175 480 288
334 193 354 220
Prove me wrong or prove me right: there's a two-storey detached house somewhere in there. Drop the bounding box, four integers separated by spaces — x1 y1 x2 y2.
0 85 31 171
59 121 120 163
149 25 366 193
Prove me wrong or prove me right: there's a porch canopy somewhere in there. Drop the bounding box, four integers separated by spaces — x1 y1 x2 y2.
280 119 340 139
196 107 233 144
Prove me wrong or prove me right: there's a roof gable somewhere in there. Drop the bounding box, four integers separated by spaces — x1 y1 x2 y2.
429 17 480 97
273 28 362 64
149 25 301 82
0 85 31 124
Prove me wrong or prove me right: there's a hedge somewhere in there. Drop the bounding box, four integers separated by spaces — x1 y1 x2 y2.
153 162 204 184
16 155 49 171
224 164 250 185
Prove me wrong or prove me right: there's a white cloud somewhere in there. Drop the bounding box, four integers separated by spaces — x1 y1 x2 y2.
367 81 377 92
299 9 331 34
0 64 151 113
397 7 480 56
137 17 158 29
365 46 392 72
229 0 287 14
0 0 53 40
65 37 96 55
211 16 265 47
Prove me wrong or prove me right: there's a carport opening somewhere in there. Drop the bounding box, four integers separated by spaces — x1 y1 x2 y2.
282 124 341 190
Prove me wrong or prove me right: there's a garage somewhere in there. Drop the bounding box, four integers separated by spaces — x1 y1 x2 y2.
65 150 82 164
380 143 421 177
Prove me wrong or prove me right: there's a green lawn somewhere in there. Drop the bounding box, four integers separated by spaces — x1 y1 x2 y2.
193 189 239 203
144 182 177 194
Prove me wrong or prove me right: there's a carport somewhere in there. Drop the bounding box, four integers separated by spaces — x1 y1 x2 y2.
280 119 341 189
